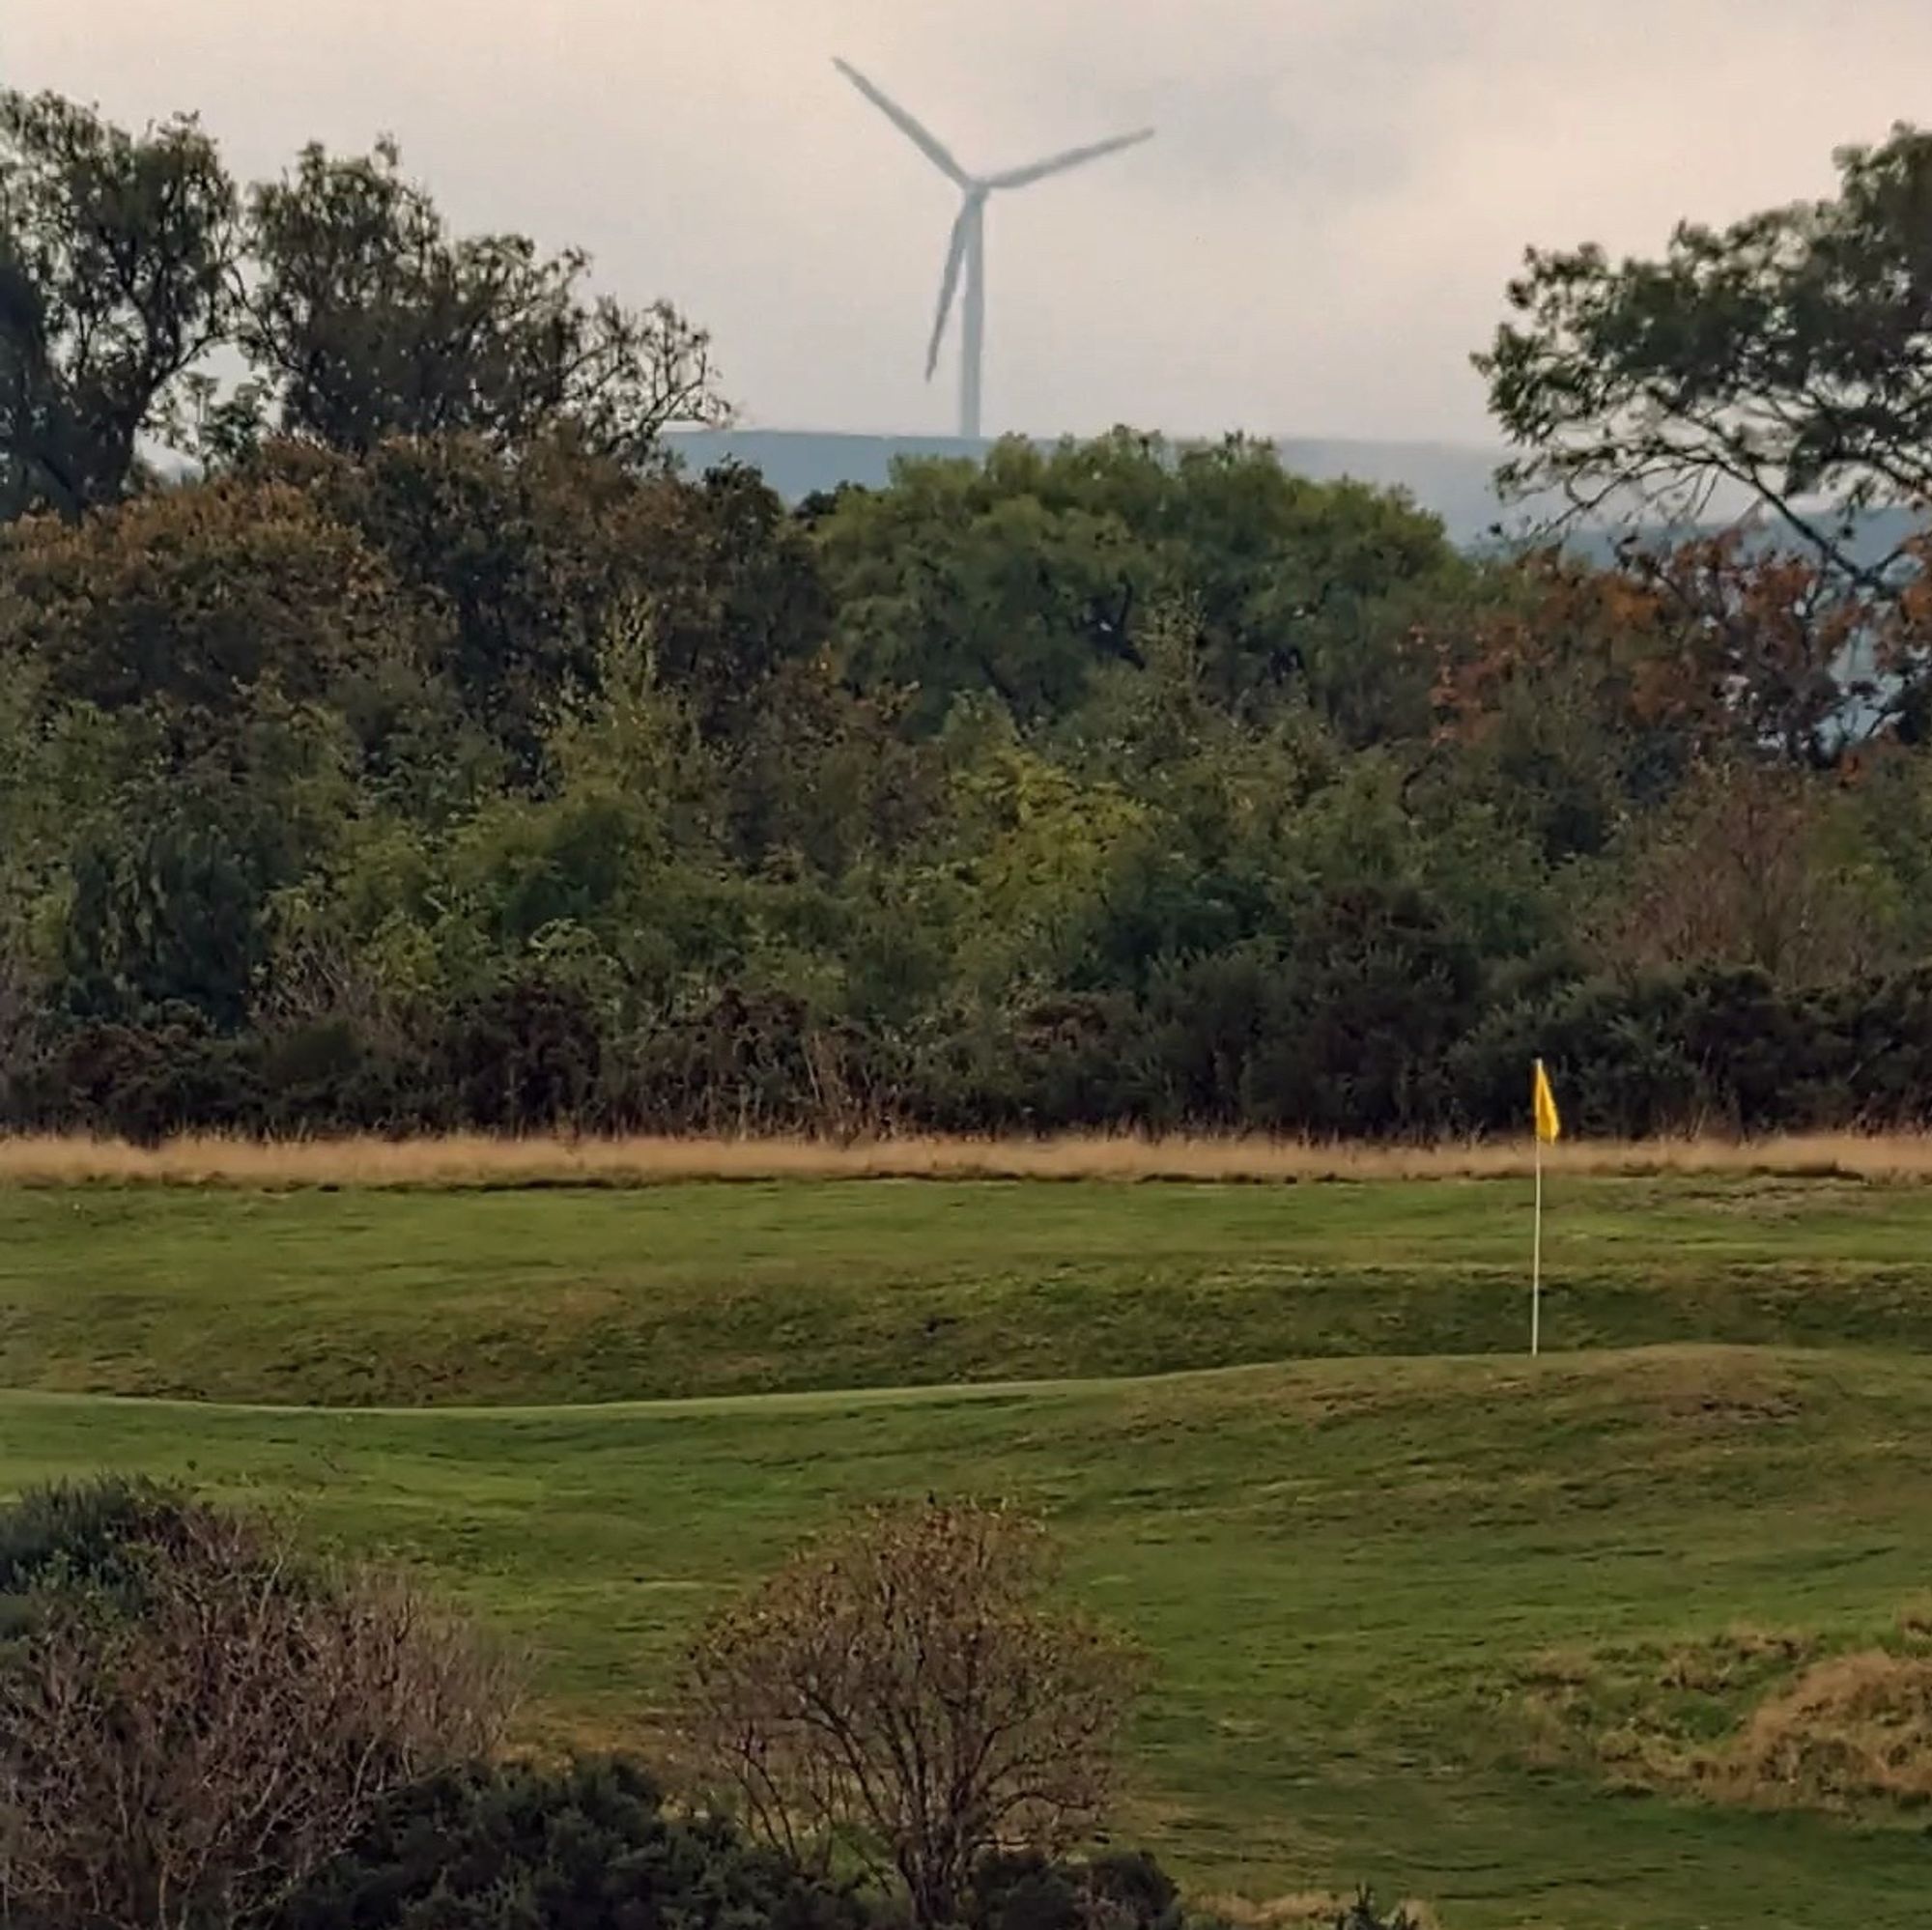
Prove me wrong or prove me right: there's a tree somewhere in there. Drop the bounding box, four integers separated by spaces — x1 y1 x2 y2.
639 461 837 736
0 468 432 722
257 437 826 766
1149 437 1455 738
930 721 1152 996
259 430 655 758
0 472 440 1030
683 1499 1144 1930
0 1481 509 1930
1480 123 1932 583
815 433 1454 736
231 137 724 463
1418 531 1932 816
819 445 1143 730
0 90 238 519
1590 757 1901 987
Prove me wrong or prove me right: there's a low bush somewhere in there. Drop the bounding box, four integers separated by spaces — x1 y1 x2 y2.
685 1499 1145 1930
967 1848 1182 1930
0 1474 204 1631
275 1754 872 1930
0 1480 510 1930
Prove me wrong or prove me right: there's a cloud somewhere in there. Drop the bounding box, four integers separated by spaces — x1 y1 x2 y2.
13 0 1932 441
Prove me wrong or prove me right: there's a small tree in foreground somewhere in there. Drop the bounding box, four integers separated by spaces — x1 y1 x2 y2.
684 1499 1145 1930
0 1481 511 1930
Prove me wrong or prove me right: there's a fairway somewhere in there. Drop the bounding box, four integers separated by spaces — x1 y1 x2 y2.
7 1173 1932 1404
7 1170 1932 1928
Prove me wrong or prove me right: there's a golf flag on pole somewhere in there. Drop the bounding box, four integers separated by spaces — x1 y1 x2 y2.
1530 1059 1558 1356
1533 1059 1561 1145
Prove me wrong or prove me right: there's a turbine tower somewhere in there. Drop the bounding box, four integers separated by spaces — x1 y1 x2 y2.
834 59 1152 440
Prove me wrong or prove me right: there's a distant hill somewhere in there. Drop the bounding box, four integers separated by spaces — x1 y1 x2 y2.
665 430 1520 546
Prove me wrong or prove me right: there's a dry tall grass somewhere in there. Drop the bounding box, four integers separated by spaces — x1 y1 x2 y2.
1722 1651 1932 1810
0 1128 1927 1189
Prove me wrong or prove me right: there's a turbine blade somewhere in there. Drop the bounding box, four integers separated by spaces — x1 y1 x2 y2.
832 58 969 186
986 128 1154 191
925 203 975 380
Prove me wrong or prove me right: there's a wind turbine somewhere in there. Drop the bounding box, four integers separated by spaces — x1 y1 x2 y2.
833 59 1152 440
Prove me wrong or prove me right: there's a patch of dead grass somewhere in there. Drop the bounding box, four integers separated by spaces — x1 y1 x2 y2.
1509 1626 1821 1790
1201 1893 1441 1930
1514 1629 1932 1819
1629 1354 1806 1430
1720 1650 1932 1811
0 1128 1928 1189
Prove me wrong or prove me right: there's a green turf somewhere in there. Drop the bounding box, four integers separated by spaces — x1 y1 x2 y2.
5 1174 1932 1404
6 1345 1930 1930
9 1173 1932 1927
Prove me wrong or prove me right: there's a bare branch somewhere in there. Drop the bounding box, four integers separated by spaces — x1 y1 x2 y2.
0 1496 512 1930
682 1499 1146 1930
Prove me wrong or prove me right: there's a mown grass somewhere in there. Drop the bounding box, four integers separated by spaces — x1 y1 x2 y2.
7 1345 1932 1930
5 1174 1932 1405
10 1167 1932 1924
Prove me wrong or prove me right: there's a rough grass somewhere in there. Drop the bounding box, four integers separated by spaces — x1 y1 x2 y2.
1725 1651 1932 1810
1511 1627 1824 1792
8 1345 1932 1930
1 1127 1931 1188
1518 1628 1932 1818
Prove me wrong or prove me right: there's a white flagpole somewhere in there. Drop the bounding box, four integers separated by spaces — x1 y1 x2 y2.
1531 1133 1544 1358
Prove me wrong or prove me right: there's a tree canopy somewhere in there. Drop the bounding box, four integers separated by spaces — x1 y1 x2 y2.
0 89 722 515
3 89 1932 1144
232 138 723 461
1481 122 1932 585
0 91 237 519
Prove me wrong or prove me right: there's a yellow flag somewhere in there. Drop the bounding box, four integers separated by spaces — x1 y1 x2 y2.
1533 1059 1561 1145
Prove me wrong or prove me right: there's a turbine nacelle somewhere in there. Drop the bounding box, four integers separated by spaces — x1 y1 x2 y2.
833 57 1153 436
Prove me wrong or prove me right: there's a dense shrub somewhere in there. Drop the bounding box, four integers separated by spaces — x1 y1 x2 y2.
0 1475 204 1634
44 1010 266 1145
966 1849 1182 1930
275 1755 870 1930
14 950 1932 1142
439 976 608 1132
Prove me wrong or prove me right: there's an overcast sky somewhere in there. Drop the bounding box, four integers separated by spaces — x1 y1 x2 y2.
14 2 1931 443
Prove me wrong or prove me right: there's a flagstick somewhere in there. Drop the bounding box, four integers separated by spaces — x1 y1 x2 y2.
1531 1135 1544 1358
